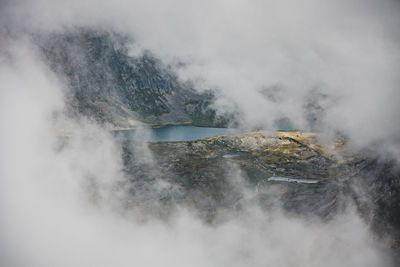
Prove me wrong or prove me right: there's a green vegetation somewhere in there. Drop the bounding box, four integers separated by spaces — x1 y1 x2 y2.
185 98 232 127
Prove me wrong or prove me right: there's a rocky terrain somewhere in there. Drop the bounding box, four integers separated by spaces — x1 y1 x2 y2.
38 28 232 128
120 131 400 251
122 131 340 217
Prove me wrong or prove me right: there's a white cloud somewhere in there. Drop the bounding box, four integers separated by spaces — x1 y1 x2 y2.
5 0 397 146
0 1 399 266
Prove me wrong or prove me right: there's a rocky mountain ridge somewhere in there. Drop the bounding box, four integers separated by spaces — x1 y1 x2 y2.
39 28 232 128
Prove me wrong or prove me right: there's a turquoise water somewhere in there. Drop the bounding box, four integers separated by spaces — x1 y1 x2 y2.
113 126 241 142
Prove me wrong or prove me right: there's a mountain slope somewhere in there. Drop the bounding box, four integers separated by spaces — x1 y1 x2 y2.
39 28 230 128
121 131 400 251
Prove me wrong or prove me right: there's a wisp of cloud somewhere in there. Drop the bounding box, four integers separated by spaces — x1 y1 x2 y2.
0 0 399 266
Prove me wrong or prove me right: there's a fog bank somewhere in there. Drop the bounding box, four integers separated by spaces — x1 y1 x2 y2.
0 1 399 266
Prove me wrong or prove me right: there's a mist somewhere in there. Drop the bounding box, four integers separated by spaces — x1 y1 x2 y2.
1 0 400 266
3 0 400 143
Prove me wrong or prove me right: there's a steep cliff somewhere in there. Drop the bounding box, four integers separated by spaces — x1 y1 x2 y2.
39 28 231 128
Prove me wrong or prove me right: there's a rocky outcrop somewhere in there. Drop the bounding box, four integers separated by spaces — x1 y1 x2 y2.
120 131 400 250
38 28 231 128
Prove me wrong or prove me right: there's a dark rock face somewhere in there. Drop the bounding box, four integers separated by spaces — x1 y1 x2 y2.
38 28 231 127
347 158 400 249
